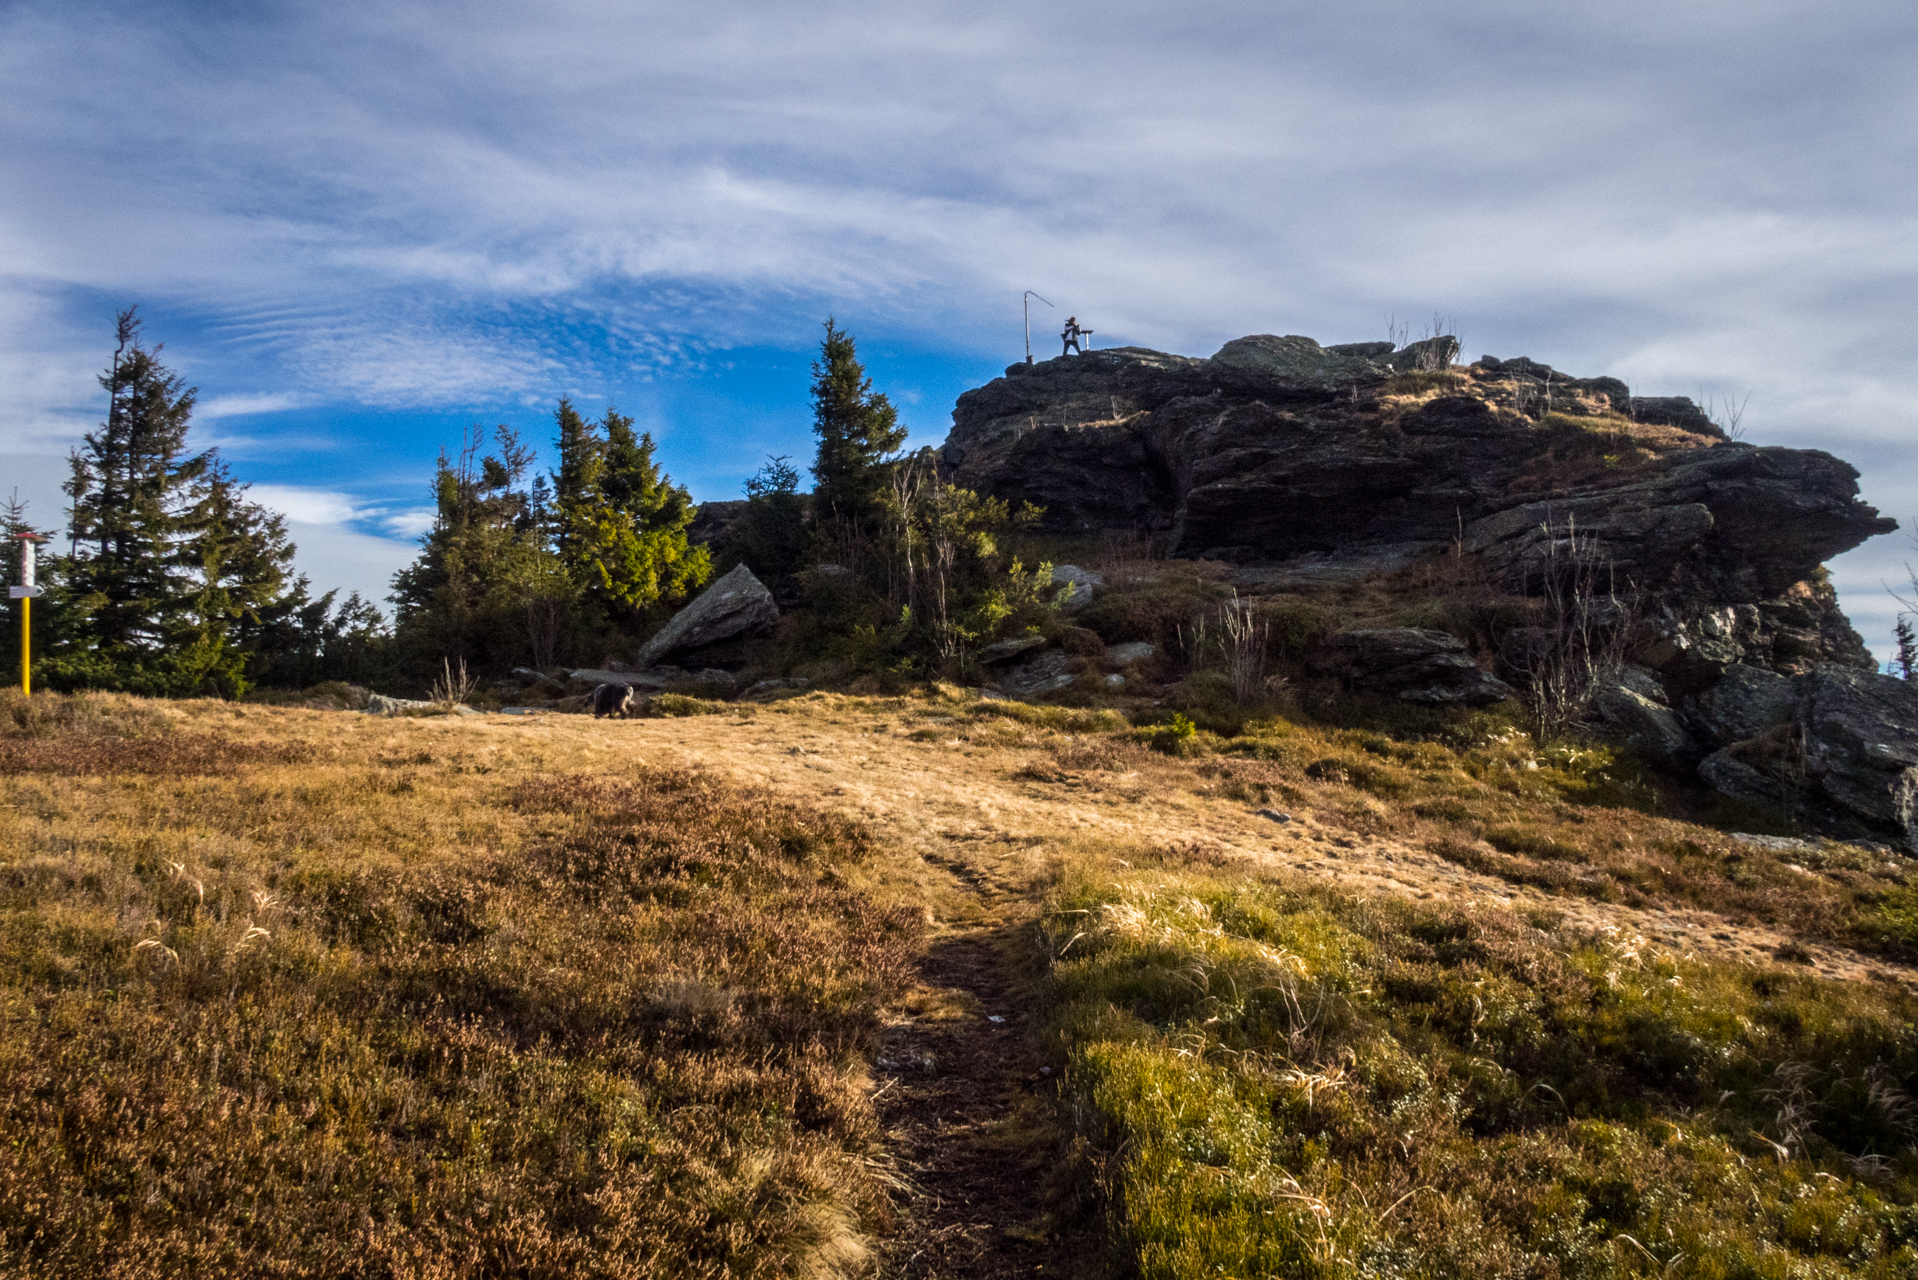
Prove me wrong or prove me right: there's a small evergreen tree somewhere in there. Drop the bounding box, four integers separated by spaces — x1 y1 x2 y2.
727 455 809 585
809 319 906 538
391 424 564 673
1895 616 1916 681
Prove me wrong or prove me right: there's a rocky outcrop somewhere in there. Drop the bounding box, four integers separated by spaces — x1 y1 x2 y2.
636 564 779 668
1658 663 1918 850
1314 629 1515 705
938 336 1891 689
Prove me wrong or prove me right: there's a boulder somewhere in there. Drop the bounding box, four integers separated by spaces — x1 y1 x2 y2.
999 650 1078 698
365 693 432 716
1107 641 1155 665
1049 564 1102 609
741 677 810 701
1797 668 1918 849
979 635 1047 663
636 564 779 667
1318 629 1515 705
1592 667 1699 768
1689 666 1918 851
1687 664 1796 747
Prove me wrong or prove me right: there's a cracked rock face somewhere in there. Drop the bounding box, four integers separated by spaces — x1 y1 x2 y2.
1314 628 1516 705
939 336 1890 685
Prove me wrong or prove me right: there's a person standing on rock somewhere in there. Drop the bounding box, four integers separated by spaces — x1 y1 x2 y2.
1061 317 1089 356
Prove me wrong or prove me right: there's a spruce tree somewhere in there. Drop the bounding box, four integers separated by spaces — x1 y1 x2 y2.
48 308 302 695
728 455 809 584
809 319 907 533
62 308 207 655
1895 616 1916 681
550 403 708 619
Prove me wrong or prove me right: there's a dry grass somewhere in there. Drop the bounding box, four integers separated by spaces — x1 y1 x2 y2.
3 686 1914 1277
0 694 917 1278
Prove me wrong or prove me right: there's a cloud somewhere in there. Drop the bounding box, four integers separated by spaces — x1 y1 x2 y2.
0 0 1913 626
196 392 307 420
245 484 363 527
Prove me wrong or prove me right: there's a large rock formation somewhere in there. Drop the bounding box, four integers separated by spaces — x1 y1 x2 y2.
936 334 1905 843
939 336 1889 682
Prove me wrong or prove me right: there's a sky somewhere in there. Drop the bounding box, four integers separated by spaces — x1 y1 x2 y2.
2 0 1915 661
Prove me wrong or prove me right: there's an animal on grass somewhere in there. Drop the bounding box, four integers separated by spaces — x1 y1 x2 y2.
591 682 634 719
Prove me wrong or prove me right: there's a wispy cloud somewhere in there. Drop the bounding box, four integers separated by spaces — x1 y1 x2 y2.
0 0 1913 650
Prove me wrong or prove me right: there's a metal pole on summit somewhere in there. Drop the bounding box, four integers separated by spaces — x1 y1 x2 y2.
10 535 43 695
1023 291 1053 364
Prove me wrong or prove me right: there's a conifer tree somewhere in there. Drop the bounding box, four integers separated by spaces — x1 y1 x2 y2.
1895 616 1916 682
550 403 708 618
809 319 907 534
61 308 208 655
391 424 556 669
726 455 809 584
47 308 303 695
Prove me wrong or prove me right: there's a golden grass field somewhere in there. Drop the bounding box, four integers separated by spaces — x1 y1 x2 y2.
2 688 1914 1277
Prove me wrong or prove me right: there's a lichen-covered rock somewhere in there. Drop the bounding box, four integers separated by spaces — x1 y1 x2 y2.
636 564 779 668
1593 666 1700 768
1687 664 1797 747
998 650 1077 697
1690 666 1918 851
1318 629 1514 705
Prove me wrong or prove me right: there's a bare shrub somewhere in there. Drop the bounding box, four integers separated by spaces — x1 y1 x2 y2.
428 656 478 709
1524 516 1631 741
1182 591 1270 707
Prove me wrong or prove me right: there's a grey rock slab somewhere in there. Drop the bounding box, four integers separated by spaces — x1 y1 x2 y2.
636 564 779 667
1049 564 1102 609
1798 667 1918 847
1106 641 1155 665
979 635 1048 663
1593 678 1701 768
1318 628 1515 705
365 693 433 716
741 677 810 701
998 650 1078 698
1689 664 1797 747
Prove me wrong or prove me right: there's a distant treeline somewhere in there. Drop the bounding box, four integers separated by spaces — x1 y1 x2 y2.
20 311 1058 697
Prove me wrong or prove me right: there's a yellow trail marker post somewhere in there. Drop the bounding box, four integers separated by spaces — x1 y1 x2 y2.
11 534 44 696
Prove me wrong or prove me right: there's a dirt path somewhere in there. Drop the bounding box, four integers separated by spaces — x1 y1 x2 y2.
871 924 1059 1278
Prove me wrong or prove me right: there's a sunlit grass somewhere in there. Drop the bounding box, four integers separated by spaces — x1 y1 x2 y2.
1042 859 1918 1278
0 692 916 1278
